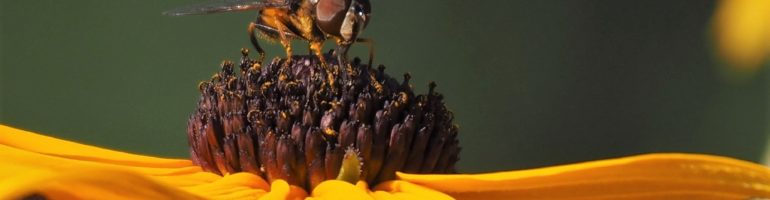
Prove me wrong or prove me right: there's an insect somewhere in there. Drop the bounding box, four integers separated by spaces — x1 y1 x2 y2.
164 0 373 69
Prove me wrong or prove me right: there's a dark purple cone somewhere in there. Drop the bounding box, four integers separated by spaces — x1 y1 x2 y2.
305 128 326 189
187 51 459 191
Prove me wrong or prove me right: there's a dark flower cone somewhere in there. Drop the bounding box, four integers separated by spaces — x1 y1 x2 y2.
187 49 460 191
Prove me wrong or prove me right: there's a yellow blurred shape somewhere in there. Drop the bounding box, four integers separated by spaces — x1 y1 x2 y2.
713 0 770 71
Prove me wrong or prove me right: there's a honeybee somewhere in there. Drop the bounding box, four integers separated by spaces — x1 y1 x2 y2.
164 0 373 68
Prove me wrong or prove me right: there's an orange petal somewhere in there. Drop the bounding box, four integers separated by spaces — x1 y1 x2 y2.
399 153 770 199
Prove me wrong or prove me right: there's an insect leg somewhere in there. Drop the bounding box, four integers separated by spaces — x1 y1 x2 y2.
309 41 328 67
273 19 293 67
310 40 337 86
355 38 374 67
335 44 350 65
335 43 352 76
248 22 266 63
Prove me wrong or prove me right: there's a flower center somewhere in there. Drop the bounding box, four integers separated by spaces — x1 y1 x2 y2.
187 49 459 190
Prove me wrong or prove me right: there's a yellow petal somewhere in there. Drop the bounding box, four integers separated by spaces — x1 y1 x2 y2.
257 180 310 200
307 179 456 200
310 180 373 200
713 0 770 70
0 143 219 187
182 172 269 199
399 153 770 199
373 180 454 200
0 167 203 200
0 124 274 200
369 191 401 200
0 125 192 168
5 124 770 200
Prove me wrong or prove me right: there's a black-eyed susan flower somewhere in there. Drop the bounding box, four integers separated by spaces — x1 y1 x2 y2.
1 52 769 199
187 50 459 191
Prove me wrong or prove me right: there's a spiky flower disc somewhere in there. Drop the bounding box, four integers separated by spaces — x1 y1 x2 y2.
187 50 460 190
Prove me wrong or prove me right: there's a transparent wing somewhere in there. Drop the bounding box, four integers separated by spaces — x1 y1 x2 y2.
163 0 290 16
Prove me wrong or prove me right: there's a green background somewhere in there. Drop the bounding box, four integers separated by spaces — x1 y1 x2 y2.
1 1 768 173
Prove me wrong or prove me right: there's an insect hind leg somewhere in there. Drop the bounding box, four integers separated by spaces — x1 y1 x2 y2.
252 20 301 68
248 22 266 63
335 43 352 75
274 20 293 68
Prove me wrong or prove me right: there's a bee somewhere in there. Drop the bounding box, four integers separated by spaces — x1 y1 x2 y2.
164 0 373 68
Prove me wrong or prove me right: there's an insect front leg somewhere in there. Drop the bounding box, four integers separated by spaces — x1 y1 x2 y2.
310 40 337 90
335 43 352 77
309 40 328 68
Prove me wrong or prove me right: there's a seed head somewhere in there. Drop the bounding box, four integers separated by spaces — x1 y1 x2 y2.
187 50 460 190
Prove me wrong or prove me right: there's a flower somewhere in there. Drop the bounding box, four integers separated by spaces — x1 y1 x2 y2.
712 0 770 72
1 124 769 199
2 52 769 200
186 50 459 191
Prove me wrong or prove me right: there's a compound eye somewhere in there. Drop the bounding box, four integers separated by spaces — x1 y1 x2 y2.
353 0 371 28
355 0 370 15
315 0 351 36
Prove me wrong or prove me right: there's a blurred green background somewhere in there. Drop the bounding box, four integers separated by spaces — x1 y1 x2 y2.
1 1 768 173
